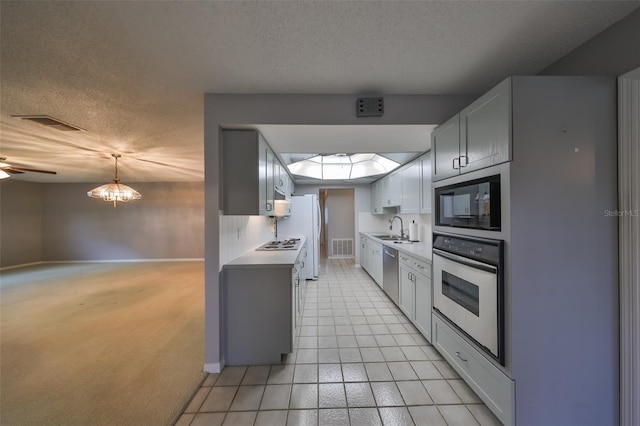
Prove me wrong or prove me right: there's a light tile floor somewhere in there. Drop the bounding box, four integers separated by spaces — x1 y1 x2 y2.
176 259 502 426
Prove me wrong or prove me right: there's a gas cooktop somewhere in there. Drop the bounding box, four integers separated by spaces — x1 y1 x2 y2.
256 238 302 251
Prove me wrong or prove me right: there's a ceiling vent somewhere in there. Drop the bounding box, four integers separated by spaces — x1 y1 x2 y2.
357 97 384 117
12 115 85 131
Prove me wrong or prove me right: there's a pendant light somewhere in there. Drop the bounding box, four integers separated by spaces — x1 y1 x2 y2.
87 154 141 207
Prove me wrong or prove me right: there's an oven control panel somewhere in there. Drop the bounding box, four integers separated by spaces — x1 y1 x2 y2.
433 233 502 265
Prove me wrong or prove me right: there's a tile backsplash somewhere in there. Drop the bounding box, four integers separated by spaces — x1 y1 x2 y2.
219 215 274 267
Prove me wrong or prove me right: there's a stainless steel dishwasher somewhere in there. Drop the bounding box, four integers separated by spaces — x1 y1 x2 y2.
382 246 399 305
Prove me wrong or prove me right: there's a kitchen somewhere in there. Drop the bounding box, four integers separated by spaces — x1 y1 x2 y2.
210 73 619 425
1 2 638 426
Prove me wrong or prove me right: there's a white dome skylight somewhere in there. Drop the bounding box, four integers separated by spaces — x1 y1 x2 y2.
287 153 400 180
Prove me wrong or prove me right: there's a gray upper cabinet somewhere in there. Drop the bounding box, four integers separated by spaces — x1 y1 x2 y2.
265 146 276 214
431 114 460 181
371 180 382 214
222 129 277 215
460 78 511 173
400 161 420 214
383 170 402 207
432 78 512 182
419 152 432 214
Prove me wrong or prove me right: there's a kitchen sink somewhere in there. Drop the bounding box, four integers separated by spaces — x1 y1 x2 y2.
369 233 399 239
369 233 412 243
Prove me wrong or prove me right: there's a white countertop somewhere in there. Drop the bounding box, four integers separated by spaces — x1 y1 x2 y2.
223 237 307 270
360 232 432 262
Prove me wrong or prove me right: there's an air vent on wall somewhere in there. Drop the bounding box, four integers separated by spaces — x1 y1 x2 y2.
357 97 384 117
331 239 354 258
12 115 85 131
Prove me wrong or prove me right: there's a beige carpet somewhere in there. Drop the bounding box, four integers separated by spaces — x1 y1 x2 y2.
0 261 205 426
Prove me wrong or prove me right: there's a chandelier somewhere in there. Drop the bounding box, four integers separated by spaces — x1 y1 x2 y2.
87 154 141 207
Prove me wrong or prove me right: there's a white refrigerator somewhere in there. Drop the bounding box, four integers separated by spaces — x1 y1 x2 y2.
278 194 320 280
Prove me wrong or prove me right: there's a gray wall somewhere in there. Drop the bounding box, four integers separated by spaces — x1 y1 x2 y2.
540 7 640 76
325 189 355 256
0 180 204 268
509 77 618 425
0 180 42 268
205 94 477 370
295 184 371 261
41 182 204 261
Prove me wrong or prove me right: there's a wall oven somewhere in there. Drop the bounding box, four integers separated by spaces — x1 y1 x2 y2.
434 174 501 231
432 232 505 365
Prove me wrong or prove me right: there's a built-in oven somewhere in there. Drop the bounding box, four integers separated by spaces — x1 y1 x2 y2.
432 232 505 365
434 174 501 231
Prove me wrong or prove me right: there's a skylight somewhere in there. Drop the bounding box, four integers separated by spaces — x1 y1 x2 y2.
287 153 400 180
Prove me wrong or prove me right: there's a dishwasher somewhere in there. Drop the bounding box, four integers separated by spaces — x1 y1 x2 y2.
382 246 399 305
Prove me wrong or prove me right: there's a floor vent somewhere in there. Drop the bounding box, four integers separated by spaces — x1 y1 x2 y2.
331 239 354 258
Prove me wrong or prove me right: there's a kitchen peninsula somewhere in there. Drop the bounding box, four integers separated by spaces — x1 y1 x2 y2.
221 237 308 365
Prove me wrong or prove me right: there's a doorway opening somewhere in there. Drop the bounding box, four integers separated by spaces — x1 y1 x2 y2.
319 188 355 260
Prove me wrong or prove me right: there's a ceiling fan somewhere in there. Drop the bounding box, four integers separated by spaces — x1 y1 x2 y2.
0 157 57 179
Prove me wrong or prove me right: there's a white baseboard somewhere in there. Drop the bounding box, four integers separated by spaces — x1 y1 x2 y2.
204 361 223 373
43 258 205 264
0 261 44 272
1 258 204 272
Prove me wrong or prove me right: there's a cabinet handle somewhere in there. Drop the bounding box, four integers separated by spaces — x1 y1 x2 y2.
459 155 468 167
452 157 459 170
301 261 305 268
455 351 468 362
266 202 273 211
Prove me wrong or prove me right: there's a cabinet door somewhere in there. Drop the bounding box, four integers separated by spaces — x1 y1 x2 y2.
414 272 431 342
292 265 299 345
460 78 511 173
385 171 402 206
420 152 432 214
371 181 382 214
360 238 368 269
258 137 270 215
266 148 275 213
372 245 383 288
400 161 420 214
431 114 461 182
399 264 415 320
275 163 288 194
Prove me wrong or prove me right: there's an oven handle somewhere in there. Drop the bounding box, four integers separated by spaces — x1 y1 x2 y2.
433 249 497 274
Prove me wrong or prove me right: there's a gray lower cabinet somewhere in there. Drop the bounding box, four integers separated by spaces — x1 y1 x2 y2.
398 261 415 321
222 247 306 365
222 266 293 365
361 234 383 288
432 315 514 426
412 260 431 341
399 253 432 342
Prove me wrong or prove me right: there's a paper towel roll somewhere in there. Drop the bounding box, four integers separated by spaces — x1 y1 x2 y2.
409 222 419 241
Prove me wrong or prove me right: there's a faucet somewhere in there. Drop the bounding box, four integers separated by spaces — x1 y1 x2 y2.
389 216 406 239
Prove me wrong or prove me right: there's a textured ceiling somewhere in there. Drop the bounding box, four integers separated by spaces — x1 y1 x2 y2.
1 1 638 183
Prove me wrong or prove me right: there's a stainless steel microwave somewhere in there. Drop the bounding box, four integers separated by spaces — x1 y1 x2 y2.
434 174 501 231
